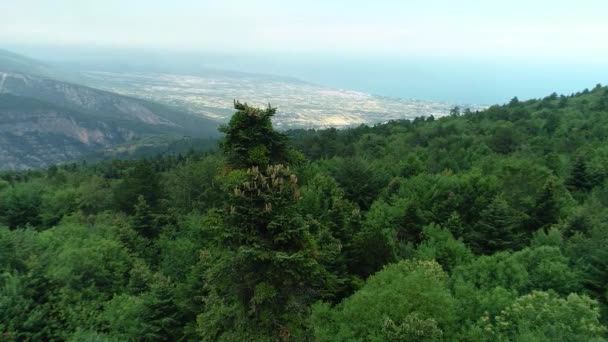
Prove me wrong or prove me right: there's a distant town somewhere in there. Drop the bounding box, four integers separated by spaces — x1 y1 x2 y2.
83 71 486 129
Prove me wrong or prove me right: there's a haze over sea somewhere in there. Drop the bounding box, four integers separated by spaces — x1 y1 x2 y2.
199 54 608 106
4 0 608 106
9 45 608 107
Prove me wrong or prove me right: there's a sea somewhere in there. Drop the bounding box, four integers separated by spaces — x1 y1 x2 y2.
8 45 608 106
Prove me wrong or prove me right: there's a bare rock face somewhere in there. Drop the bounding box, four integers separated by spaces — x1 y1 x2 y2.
0 96 134 169
0 72 219 170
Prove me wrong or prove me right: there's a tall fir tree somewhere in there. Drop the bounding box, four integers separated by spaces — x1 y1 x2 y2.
142 274 180 341
471 196 523 254
219 101 289 169
131 195 157 239
530 177 562 231
566 156 592 192
114 160 161 214
201 103 328 340
201 165 328 340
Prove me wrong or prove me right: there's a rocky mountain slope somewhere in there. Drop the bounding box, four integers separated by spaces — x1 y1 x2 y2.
0 51 219 170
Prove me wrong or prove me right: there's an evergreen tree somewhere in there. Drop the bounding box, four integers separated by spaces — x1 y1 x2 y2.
594 90 608 111
142 275 180 341
471 196 522 254
566 156 592 192
489 125 518 154
202 165 328 340
219 101 289 169
530 177 561 230
131 195 157 239
558 95 568 108
114 160 161 214
0 183 43 229
509 96 520 107
329 158 387 210
397 201 425 244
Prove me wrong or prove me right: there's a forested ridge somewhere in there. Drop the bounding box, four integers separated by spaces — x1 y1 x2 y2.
2 86 608 341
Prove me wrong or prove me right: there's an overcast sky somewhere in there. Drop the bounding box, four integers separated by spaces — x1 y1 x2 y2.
1 0 607 61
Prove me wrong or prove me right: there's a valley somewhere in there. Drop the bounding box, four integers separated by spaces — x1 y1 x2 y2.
0 48 486 170
81 70 485 129
0 58 220 170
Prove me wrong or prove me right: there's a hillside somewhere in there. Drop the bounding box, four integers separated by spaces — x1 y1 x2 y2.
0 49 56 76
0 86 608 340
0 48 84 82
0 53 220 170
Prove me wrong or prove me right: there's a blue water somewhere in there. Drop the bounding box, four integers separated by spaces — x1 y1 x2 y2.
8 45 608 106
202 54 608 106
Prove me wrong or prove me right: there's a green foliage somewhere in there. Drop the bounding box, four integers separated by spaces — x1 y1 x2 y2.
113 160 161 214
219 101 288 169
529 177 565 230
566 222 608 302
1 89 608 339
470 195 524 254
327 157 389 210
488 123 519 154
567 156 593 193
201 165 329 340
163 156 223 213
312 260 457 341
452 245 581 295
101 294 147 340
131 195 157 239
0 182 43 229
40 187 79 227
477 291 606 341
414 224 474 273
381 314 443 342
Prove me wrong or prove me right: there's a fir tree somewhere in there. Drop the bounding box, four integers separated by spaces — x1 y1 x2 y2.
142 275 180 341
131 195 157 239
203 165 328 340
219 101 289 169
114 160 160 214
530 178 561 231
566 156 592 192
397 202 425 244
471 196 522 254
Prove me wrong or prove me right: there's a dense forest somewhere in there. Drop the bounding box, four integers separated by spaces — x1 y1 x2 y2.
2 86 608 341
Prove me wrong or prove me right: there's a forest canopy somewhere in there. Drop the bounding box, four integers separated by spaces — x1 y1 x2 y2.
2 87 608 341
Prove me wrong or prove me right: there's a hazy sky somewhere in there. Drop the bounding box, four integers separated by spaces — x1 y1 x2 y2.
1 0 608 61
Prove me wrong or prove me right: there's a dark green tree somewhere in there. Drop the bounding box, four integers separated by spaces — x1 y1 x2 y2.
558 95 568 108
397 201 426 244
566 156 592 192
131 195 157 239
470 196 523 254
219 101 289 169
529 177 562 231
328 158 388 210
489 125 518 154
201 165 328 340
113 160 161 214
508 96 520 107
594 90 608 111
142 275 180 341
0 183 43 229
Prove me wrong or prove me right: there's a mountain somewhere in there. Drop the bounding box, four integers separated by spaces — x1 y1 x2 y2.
0 49 53 76
0 51 220 170
0 48 84 82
